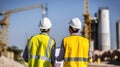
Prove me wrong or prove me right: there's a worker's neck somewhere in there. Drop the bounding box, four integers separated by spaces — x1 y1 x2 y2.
70 33 79 36
41 32 49 35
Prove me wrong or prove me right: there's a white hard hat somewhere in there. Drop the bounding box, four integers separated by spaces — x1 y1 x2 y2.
40 17 52 30
69 18 81 29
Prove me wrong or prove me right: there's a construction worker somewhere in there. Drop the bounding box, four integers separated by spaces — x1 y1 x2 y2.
23 17 56 67
57 18 89 67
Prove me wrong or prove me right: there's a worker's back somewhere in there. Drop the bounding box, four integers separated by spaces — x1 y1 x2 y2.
28 34 55 67
63 35 89 67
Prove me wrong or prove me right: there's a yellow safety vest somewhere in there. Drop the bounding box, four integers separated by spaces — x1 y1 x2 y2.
28 34 55 67
63 35 89 67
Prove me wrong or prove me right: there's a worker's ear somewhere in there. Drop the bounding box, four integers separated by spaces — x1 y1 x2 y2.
47 29 50 33
48 29 50 31
69 26 73 34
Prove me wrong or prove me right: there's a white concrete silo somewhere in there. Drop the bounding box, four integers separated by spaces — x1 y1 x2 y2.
98 7 111 51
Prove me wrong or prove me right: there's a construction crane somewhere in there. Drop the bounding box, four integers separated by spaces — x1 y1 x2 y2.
82 0 92 42
0 4 47 55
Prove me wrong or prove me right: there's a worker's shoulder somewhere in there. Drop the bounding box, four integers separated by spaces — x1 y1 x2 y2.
63 36 71 39
63 35 88 39
63 35 79 39
80 36 89 41
34 34 55 41
29 34 39 40
80 36 88 40
50 37 56 42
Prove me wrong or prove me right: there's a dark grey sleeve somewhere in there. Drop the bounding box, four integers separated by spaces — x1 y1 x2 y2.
22 45 28 62
51 41 56 65
57 40 65 61
22 36 33 62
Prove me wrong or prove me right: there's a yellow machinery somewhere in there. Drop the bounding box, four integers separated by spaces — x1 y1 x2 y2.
82 0 92 42
0 4 47 55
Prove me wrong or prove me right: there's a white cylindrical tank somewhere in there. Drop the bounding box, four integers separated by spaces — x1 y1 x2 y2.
116 21 120 49
98 7 111 50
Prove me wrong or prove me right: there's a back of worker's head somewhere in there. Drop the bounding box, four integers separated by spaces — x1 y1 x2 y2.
69 18 81 33
39 17 52 32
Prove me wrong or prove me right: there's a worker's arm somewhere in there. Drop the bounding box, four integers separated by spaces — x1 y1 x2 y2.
22 45 28 62
57 40 65 61
51 40 56 67
22 36 33 62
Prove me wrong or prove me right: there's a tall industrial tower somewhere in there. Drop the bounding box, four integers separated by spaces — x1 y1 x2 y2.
98 7 111 50
83 0 92 42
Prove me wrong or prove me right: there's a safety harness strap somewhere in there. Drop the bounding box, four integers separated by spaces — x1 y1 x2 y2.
64 57 88 62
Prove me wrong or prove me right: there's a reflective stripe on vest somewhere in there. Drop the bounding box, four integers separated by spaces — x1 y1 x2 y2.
29 55 51 62
28 37 52 62
46 38 52 57
64 57 88 62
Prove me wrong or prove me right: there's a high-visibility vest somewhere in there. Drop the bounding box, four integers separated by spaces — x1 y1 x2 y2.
63 35 89 67
28 34 55 67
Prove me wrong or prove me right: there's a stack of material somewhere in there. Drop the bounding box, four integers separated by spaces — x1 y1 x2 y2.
0 56 24 67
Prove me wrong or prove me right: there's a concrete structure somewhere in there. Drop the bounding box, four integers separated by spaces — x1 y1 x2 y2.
98 7 111 50
116 21 120 49
91 13 99 50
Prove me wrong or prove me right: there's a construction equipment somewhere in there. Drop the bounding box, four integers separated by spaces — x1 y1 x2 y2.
0 4 47 55
82 0 92 42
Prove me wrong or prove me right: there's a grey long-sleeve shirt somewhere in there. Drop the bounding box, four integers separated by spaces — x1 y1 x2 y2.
57 40 65 61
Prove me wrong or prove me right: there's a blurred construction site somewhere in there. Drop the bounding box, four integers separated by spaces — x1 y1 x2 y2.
0 0 120 67
0 4 47 67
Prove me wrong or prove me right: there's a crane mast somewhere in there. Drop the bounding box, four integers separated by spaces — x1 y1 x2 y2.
0 4 47 55
4 12 9 52
83 0 91 42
